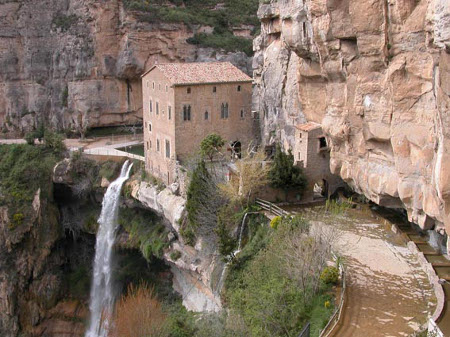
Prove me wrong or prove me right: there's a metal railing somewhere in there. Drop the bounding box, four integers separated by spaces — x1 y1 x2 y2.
255 198 290 217
298 322 311 337
319 262 347 337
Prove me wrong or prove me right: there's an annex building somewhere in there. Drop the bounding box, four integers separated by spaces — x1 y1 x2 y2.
141 62 255 185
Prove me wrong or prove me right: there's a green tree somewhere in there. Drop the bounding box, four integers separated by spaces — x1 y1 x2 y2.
200 133 225 161
268 144 307 199
43 130 66 153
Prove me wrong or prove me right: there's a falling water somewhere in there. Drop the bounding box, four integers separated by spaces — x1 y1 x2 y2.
216 212 250 295
85 160 133 337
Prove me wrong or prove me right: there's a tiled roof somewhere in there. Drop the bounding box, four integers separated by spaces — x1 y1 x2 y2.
143 62 252 85
295 122 322 132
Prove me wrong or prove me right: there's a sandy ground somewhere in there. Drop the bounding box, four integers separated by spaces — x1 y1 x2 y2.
298 207 436 337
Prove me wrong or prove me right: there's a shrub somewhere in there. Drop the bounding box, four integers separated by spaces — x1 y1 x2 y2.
113 284 168 337
269 216 282 229
43 130 66 153
269 144 307 200
170 250 182 261
25 133 35 145
320 266 339 285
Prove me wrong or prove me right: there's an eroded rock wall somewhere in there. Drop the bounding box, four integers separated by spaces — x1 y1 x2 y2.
254 0 450 247
0 0 251 134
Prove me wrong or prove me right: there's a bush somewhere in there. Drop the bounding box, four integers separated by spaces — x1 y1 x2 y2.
320 266 339 285
269 216 282 229
113 284 168 337
269 144 307 200
24 133 35 145
43 130 66 153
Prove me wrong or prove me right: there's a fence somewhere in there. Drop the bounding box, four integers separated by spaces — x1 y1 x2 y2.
298 322 310 337
255 198 290 217
319 261 347 337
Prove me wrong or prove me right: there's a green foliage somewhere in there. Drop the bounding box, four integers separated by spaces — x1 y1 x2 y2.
269 144 307 197
52 13 78 31
179 226 196 246
24 133 35 145
0 145 60 224
225 215 335 337
43 130 66 154
199 133 225 161
98 161 120 181
269 215 282 229
320 266 339 285
67 265 90 299
187 33 253 56
123 0 259 54
170 250 182 261
119 207 169 261
325 198 353 215
61 85 69 107
215 211 238 258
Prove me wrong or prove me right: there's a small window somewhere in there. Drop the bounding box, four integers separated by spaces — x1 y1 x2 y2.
298 152 301 160
149 123 152 132
237 85 241 92
149 100 153 113
159 83 161 90
157 139 160 152
213 86 217 93
165 85 168 92
165 140 171 158
204 111 209 120
152 82 155 89
240 110 244 118
149 140 152 149
187 87 191 94
147 141 149 149
156 102 159 115
319 137 327 148
168 106 172 120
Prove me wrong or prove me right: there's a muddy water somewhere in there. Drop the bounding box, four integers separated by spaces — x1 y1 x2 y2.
290 206 436 337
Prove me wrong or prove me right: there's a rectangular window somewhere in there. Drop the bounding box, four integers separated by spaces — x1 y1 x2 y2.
149 100 153 113
165 85 168 92
165 140 170 158
149 140 152 149
183 105 191 121
168 106 172 120
156 102 159 115
148 123 152 132
240 110 244 118
213 86 217 93
152 82 155 90
237 85 241 92
221 103 229 119
157 139 160 152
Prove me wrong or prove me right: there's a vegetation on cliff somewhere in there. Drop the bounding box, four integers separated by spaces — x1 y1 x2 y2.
123 0 258 55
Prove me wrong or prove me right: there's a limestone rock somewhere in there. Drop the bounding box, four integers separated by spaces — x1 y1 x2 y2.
255 0 450 249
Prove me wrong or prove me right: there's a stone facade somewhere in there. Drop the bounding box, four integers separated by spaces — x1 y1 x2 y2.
142 62 256 185
293 122 343 202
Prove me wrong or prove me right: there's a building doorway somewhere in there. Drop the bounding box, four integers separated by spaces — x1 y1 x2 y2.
231 141 242 159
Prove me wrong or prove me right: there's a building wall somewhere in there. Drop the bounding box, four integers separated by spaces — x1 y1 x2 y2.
142 68 176 185
174 82 254 163
294 127 343 201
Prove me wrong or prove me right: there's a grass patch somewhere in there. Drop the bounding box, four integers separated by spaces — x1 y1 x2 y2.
118 207 169 260
117 144 145 157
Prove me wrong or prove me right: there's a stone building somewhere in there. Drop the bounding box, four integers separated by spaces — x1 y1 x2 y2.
141 62 255 185
293 122 343 202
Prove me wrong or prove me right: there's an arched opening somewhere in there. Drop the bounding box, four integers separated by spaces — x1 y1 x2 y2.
231 141 242 159
313 179 328 199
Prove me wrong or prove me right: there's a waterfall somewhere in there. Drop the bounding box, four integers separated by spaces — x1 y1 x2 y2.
85 160 133 337
216 212 251 295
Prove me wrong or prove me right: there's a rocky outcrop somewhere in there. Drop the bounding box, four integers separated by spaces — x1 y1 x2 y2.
254 0 450 251
131 180 223 312
0 0 252 134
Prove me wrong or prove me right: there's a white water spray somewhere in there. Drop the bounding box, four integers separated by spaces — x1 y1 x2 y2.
85 160 133 337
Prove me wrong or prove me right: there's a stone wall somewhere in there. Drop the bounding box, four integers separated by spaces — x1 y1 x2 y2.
254 0 450 250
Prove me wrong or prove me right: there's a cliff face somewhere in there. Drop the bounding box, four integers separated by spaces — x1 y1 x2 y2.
0 0 251 134
254 0 450 247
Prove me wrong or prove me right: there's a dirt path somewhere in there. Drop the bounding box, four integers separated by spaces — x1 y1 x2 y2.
298 207 436 337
